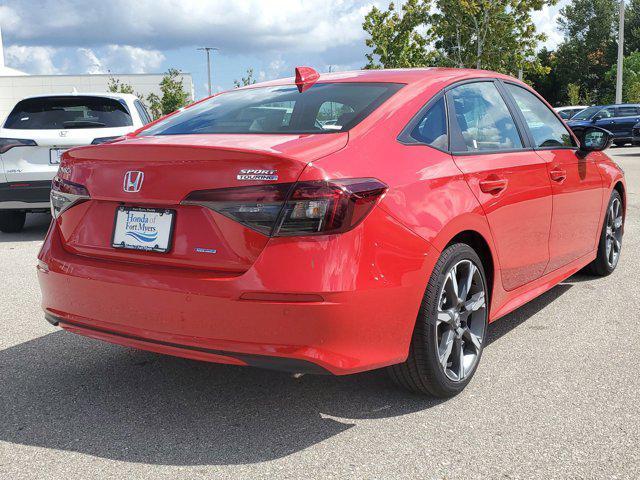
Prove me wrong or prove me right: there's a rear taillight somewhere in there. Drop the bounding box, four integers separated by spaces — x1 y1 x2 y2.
0 138 37 154
182 178 387 237
50 176 90 218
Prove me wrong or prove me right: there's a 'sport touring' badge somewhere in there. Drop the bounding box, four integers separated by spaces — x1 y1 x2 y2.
237 169 278 181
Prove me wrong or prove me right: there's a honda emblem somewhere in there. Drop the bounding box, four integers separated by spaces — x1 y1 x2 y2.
123 171 144 193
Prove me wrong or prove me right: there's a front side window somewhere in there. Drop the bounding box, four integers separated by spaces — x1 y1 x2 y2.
447 82 523 152
594 107 616 120
571 106 600 121
4 96 133 129
505 84 575 148
409 96 448 149
143 83 403 135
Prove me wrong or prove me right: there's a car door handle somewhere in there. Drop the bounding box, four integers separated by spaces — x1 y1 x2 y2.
549 168 567 183
479 177 508 194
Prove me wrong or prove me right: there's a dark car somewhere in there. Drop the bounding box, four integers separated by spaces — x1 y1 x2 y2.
567 104 640 146
633 120 640 144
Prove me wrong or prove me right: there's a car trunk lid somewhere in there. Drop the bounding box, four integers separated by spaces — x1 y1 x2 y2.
57 133 347 272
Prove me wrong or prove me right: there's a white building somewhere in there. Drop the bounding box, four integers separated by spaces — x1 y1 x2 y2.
0 27 194 122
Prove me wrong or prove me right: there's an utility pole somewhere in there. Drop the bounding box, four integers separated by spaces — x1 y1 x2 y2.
615 0 625 104
197 47 219 97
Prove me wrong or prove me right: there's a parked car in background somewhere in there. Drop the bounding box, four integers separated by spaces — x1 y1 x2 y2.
567 103 640 147
0 93 152 232
555 105 587 120
632 120 640 144
38 67 626 397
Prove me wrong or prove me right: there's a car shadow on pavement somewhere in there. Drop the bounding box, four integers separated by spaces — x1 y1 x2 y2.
0 281 573 466
0 213 50 243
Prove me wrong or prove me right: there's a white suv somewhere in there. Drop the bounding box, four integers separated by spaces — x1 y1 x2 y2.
0 93 152 232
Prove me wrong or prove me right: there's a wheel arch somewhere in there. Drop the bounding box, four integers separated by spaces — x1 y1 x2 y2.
445 230 496 303
613 181 625 210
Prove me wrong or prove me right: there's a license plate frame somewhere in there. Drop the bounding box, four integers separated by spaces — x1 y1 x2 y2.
111 206 176 253
49 148 66 165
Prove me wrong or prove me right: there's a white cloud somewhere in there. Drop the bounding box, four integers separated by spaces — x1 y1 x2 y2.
4 45 60 74
102 45 165 73
534 1 568 50
4 43 165 75
1 0 382 65
77 48 104 74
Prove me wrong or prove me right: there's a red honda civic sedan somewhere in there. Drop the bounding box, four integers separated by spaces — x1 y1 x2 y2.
38 67 626 397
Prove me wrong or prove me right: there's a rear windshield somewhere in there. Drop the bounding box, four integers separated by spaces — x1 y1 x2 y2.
143 82 404 135
4 96 133 130
570 106 600 121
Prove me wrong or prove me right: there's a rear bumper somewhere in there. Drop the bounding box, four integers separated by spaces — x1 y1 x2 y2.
0 181 51 210
38 207 438 375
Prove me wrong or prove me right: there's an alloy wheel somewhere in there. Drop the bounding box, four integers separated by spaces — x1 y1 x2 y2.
436 260 487 382
605 197 623 269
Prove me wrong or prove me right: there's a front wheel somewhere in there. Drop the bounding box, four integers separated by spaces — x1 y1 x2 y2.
388 243 488 397
0 211 26 233
587 190 624 276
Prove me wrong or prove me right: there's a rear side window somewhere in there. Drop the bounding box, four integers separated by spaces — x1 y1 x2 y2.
505 84 575 148
134 99 152 124
143 83 403 135
409 97 448 149
447 82 523 152
4 96 133 130
616 106 639 117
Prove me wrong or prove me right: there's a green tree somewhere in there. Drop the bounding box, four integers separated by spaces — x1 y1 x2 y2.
145 92 162 120
107 75 136 95
234 68 257 88
625 0 640 54
553 0 618 104
362 0 556 75
605 51 640 103
528 48 563 105
431 0 556 74
158 68 190 115
567 83 582 105
362 0 432 69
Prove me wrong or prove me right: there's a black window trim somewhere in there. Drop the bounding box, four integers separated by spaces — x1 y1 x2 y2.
398 77 536 156
445 78 531 156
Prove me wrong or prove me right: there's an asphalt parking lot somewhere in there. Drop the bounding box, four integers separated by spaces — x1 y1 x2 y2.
1 148 638 480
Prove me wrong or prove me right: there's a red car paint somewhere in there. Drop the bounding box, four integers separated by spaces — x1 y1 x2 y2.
37 68 626 375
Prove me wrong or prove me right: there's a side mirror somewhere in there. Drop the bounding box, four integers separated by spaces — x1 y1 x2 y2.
577 126 612 157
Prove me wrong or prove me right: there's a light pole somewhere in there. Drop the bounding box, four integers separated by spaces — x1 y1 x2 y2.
197 47 219 97
615 0 625 104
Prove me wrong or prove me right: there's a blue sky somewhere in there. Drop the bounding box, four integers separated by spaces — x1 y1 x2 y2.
0 0 568 100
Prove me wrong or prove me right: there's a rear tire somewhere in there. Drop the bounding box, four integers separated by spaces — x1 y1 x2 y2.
0 211 26 233
388 243 488 397
587 190 623 276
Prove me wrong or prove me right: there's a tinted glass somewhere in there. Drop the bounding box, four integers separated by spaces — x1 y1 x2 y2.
410 96 448 149
316 101 355 129
505 84 574 148
134 100 152 124
572 106 600 120
594 107 616 120
616 106 639 117
5 96 133 129
448 82 522 152
143 83 403 135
